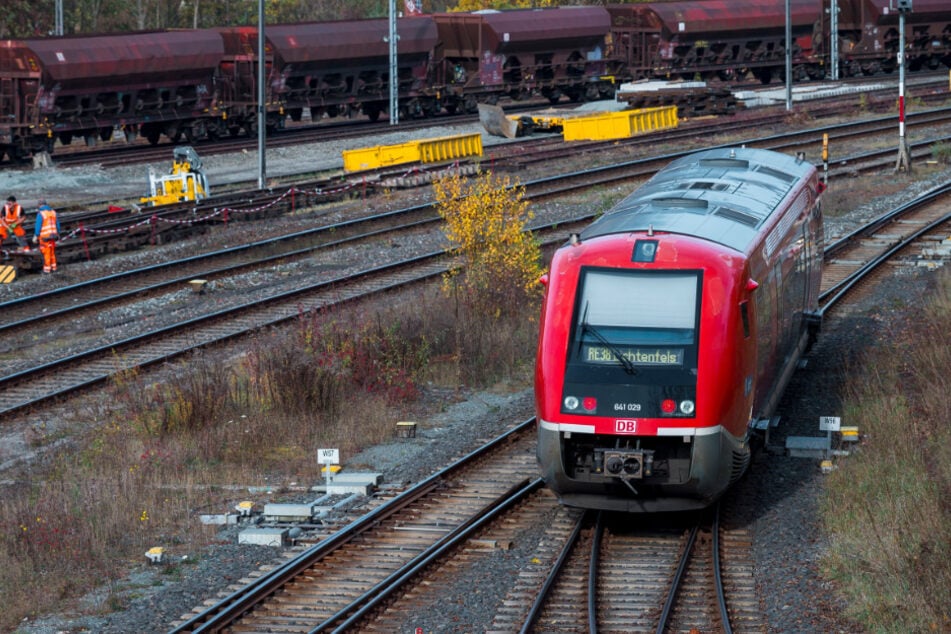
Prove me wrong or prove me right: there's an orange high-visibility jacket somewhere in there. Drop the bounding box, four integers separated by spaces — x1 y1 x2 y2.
37 207 59 240
3 201 22 224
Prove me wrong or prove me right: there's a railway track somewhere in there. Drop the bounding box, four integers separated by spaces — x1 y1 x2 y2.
820 181 951 311
501 508 762 634
173 479 765 633
169 418 540 632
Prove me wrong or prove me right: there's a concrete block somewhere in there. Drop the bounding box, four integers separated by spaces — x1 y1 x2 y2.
331 472 383 485
326 482 375 495
200 514 229 525
263 503 314 522
238 527 288 547
786 435 830 458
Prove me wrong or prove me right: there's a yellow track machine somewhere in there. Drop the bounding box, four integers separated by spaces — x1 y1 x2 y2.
140 146 210 207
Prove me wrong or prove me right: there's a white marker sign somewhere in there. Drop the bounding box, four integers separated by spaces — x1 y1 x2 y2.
819 416 841 432
317 448 339 465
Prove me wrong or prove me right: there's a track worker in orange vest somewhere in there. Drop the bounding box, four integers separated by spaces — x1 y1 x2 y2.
32 200 61 273
1 195 27 248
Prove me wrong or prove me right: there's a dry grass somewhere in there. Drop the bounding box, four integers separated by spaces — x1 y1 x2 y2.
0 283 539 629
820 268 951 632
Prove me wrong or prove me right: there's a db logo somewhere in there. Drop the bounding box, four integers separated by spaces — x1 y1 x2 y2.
615 419 637 433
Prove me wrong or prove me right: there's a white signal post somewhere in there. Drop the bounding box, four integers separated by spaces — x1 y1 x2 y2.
895 0 912 172
317 448 340 491
388 0 399 125
257 0 267 190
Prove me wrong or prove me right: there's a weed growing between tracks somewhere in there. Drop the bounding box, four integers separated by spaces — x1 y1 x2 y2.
819 268 951 632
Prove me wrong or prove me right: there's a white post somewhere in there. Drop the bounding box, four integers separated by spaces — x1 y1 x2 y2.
258 0 267 190
895 6 912 172
830 0 839 80
785 0 793 111
55 0 64 35
389 0 399 125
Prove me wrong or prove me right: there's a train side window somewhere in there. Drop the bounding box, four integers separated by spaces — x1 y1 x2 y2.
740 300 750 338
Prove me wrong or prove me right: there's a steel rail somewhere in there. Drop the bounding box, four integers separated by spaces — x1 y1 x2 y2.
712 503 734 634
655 526 701 634
820 210 951 314
823 181 951 259
323 478 545 633
518 510 590 634
588 511 605 634
169 417 536 633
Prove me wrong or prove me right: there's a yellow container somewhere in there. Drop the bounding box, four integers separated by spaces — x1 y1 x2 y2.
343 132 483 173
562 106 678 142
343 140 420 173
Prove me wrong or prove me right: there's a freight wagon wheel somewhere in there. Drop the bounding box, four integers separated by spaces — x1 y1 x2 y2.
146 131 161 146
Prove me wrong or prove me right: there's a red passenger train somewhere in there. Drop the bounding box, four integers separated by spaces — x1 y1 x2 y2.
535 147 824 512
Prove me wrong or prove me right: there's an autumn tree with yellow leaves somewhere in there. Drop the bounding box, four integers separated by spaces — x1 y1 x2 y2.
433 170 543 317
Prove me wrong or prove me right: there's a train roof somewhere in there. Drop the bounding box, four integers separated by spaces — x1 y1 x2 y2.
579 148 814 254
0 30 224 82
217 17 438 64
607 1 818 36
433 7 609 56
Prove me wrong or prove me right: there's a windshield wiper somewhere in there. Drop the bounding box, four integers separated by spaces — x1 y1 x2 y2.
580 302 638 375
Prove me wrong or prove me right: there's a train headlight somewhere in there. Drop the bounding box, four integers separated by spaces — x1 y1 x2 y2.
679 400 696 415
564 396 580 411
661 399 677 414
582 397 597 412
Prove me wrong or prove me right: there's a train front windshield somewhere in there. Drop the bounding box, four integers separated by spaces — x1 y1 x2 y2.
561 267 701 418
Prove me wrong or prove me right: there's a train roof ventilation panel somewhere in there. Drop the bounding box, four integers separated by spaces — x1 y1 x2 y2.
699 157 749 169
755 165 796 183
687 181 730 192
714 206 760 227
649 197 709 213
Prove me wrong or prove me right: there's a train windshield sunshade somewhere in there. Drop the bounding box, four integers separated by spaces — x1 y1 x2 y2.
570 268 701 368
